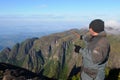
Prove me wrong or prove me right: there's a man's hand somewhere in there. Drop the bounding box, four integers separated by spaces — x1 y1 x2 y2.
74 45 81 53
80 35 83 40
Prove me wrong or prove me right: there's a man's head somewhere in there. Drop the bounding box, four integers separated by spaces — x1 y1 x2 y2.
89 19 104 36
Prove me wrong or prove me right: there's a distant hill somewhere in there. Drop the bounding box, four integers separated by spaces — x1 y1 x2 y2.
0 31 61 51
0 28 120 79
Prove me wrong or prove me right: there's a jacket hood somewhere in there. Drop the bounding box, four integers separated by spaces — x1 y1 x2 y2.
98 31 106 37
83 31 107 43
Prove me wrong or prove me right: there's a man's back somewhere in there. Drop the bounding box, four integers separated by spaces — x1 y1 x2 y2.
74 19 111 80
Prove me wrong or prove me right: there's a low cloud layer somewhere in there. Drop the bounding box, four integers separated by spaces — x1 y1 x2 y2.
105 20 120 29
105 20 120 34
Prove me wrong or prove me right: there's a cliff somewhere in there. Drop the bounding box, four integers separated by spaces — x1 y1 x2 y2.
0 28 120 79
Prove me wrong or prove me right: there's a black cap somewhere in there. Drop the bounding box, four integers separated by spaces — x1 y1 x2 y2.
89 19 104 33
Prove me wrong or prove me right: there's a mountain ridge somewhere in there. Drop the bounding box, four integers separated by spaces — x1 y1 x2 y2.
0 28 120 79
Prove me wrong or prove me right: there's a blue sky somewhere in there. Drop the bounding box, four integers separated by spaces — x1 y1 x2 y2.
0 0 120 31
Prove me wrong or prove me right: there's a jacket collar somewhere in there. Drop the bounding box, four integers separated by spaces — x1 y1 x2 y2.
97 31 106 37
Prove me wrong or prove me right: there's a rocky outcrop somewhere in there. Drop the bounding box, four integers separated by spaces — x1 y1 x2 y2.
0 47 11 62
0 63 57 80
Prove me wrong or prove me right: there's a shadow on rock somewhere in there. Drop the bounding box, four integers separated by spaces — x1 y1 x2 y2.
105 68 120 80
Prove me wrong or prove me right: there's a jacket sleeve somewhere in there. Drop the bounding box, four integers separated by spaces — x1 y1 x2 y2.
82 32 92 44
79 48 88 57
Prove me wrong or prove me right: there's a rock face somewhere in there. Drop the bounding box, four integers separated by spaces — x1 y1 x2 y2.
0 63 56 80
0 47 11 62
0 29 120 79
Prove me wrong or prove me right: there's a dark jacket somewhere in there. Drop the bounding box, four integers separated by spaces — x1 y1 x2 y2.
79 31 110 78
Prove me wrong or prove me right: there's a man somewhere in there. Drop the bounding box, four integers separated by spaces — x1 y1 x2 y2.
74 19 110 80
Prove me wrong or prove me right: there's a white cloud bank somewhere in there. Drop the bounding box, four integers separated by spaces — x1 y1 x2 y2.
105 20 120 29
105 20 120 34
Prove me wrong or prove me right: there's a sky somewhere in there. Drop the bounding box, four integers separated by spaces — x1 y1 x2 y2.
0 0 120 32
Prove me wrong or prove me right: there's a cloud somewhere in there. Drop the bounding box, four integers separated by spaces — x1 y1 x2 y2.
105 20 120 29
0 14 82 29
0 14 80 23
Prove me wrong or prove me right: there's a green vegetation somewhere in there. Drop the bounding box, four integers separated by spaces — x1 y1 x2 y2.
105 67 110 77
71 75 80 80
43 60 59 78
0 29 120 80
58 63 69 80
0 70 3 79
